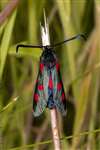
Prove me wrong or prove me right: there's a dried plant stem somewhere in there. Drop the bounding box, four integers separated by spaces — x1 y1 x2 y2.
50 108 61 150
41 13 61 150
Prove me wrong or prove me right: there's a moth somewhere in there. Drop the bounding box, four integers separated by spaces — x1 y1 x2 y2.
16 34 86 117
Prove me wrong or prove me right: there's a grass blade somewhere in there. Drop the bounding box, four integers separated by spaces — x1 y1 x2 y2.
0 10 17 79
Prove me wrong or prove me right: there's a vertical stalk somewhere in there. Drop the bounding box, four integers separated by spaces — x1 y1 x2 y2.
50 108 61 150
40 12 61 150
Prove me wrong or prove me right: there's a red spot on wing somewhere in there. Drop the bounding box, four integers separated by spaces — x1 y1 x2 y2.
38 85 44 90
49 75 53 89
34 93 39 103
57 83 62 91
40 63 44 72
56 63 60 71
62 92 65 101
36 79 38 83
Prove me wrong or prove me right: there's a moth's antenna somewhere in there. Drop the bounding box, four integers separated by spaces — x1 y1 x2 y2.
51 33 86 48
16 34 86 53
16 44 44 53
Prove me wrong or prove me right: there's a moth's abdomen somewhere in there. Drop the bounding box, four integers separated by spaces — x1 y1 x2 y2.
47 71 55 109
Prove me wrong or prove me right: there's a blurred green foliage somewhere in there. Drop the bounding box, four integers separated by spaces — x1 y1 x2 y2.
0 0 100 150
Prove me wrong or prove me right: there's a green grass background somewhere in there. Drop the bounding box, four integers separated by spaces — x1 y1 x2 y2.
0 0 100 150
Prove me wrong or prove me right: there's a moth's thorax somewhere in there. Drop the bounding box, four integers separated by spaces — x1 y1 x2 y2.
40 47 57 69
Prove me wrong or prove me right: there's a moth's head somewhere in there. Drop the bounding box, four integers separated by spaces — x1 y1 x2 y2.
40 46 57 68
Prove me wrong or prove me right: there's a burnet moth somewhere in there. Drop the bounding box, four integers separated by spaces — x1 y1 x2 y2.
16 34 86 117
